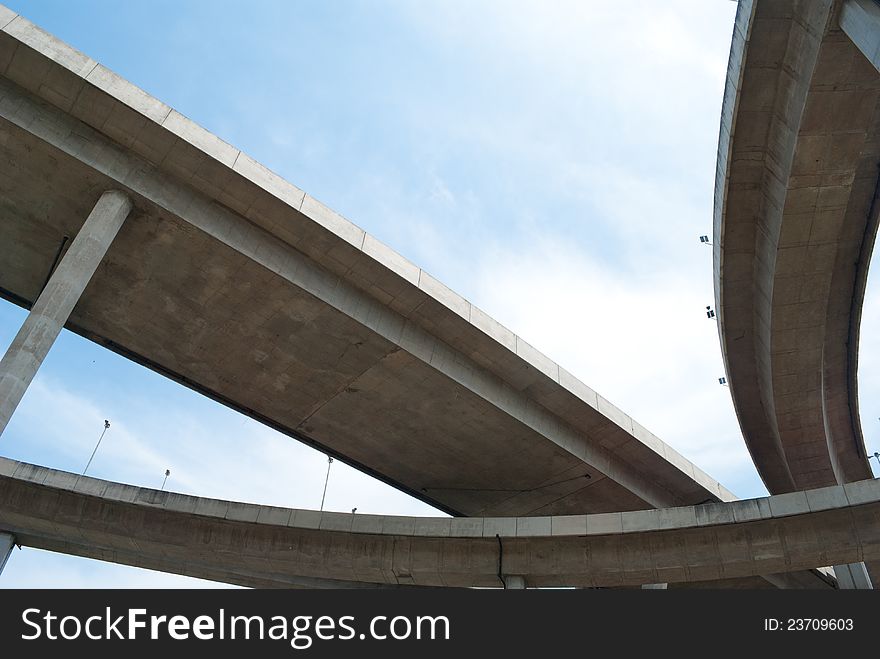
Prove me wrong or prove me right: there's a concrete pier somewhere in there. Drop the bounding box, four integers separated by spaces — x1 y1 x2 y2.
0 530 13 575
0 190 131 437
834 563 874 590
840 0 880 73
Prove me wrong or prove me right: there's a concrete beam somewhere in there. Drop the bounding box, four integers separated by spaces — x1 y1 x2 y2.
0 190 131 436
841 0 880 72
1 458 872 589
0 530 13 574
834 562 874 589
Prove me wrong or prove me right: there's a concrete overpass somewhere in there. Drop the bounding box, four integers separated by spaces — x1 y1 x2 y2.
714 0 880 587
0 3 871 589
715 0 879 497
0 3 734 524
6 457 874 589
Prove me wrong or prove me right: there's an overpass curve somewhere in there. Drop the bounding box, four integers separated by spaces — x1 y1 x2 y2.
714 0 880 493
2 458 867 589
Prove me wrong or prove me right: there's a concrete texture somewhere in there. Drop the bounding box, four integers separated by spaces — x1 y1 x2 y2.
714 0 878 493
0 190 130 436
0 530 12 574
0 4 733 519
0 458 859 589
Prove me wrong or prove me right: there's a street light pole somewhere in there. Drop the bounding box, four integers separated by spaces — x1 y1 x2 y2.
82 419 110 476
320 456 333 511
160 469 171 491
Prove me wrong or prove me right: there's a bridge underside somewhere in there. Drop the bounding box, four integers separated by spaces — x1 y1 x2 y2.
0 5 731 523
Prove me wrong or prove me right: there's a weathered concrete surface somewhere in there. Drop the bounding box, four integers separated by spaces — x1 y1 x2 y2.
0 5 733 518
714 0 878 493
0 458 864 589
0 190 130 436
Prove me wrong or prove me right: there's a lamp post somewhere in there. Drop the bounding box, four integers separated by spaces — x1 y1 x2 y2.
82 419 110 476
320 456 333 511
160 469 171 491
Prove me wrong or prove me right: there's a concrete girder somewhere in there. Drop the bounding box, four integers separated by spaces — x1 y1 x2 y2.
0 530 13 574
1 458 867 589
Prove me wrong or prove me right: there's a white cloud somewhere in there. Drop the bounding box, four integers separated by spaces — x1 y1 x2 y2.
470 234 752 486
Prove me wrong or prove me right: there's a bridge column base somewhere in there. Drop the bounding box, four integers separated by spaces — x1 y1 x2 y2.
503 575 526 589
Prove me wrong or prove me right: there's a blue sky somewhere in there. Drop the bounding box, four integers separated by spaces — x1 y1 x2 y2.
0 0 878 587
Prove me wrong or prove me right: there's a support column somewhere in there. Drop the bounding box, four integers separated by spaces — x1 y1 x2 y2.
840 0 880 73
834 562 874 589
503 575 526 589
642 583 667 589
0 190 132 437
0 531 14 575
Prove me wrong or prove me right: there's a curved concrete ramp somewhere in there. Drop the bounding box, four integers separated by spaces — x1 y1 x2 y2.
3 459 876 588
714 0 880 493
